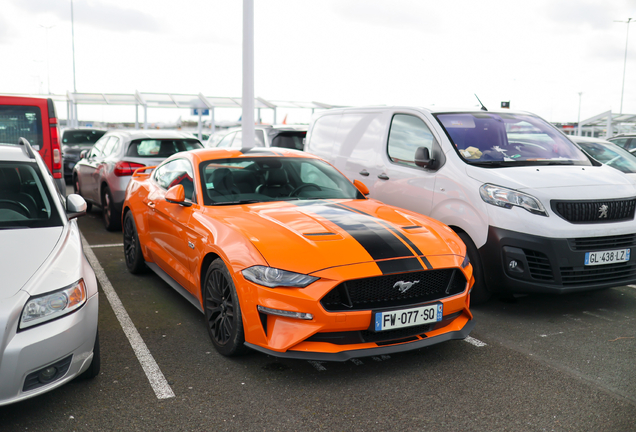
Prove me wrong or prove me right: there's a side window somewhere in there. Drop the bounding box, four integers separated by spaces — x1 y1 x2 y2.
387 114 436 168
89 137 107 158
102 137 119 157
217 132 235 148
609 138 629 149
230 131 243 148
154 159 196 202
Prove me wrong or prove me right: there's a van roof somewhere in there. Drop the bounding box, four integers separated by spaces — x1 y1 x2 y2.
316 105 534 116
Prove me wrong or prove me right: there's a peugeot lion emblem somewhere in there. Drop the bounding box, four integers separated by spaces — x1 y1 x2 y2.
598 204 608 219
394 280 420 293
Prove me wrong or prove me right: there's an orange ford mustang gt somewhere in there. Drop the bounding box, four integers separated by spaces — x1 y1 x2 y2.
122 147 475 361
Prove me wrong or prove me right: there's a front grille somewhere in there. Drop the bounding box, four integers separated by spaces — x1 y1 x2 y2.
551 199 636 224
560 261 636 285
568 234 636 251
524 250 553 281
320 268 467 312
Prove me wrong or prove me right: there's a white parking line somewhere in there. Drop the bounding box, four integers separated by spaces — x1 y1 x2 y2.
81 234 175 400
90 243 124 248
464 336 487 347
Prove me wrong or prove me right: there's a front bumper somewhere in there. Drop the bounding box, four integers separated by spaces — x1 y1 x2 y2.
480 226 636 294
0 293 98 406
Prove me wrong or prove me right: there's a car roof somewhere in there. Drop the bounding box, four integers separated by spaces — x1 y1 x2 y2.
105 129 201 140
0 143 37 162
570 136 613 144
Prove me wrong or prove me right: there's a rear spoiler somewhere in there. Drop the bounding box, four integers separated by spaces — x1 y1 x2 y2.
132 165 156 178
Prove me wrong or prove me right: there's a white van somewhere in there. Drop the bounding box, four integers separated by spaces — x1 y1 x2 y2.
305 106 636 303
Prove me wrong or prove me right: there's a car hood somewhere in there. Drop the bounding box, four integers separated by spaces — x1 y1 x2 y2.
217 200 462 275
465 164 636 197
0 227 63 299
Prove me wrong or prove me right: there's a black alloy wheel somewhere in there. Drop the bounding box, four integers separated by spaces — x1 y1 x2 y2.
203 259 248 356
123 211 146 274
101 186 120 231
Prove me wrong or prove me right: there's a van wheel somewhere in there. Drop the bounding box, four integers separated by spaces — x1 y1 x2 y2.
457 232 491 305
101 186 120 231
79 329 101 380
73 175 92 212
202 259 249 357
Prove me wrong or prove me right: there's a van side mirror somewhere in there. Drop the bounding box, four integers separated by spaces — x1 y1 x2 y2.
165 184 192 207
414 147 434 168
353 179 370 196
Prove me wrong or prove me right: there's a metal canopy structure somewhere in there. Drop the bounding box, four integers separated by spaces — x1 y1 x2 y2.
577 110 636 137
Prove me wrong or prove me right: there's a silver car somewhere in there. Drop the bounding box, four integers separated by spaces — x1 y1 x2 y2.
206 125 307 151
72 130 203 230
0 138 99 406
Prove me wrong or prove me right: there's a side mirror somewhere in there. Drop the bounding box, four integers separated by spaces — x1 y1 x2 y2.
80 149 89 159
66 193 87 219
165 184 192 207
353 179 370 196
414 147 434 168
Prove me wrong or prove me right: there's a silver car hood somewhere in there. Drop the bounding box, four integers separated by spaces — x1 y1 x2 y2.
0 227 63 300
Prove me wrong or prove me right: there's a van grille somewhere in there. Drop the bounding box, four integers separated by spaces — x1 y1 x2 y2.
551 199 636 224
568 234 636 251
524 250 554 281
560 261 636 285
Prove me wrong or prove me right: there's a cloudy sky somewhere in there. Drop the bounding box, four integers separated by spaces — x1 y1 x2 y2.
1 0 635 125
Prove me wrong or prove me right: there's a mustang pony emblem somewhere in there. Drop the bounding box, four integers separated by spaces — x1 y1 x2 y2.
598 204 608 219
394 280 420 293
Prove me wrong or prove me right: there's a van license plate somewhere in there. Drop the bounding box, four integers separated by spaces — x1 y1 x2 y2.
374 304 442 331
584 249 630 266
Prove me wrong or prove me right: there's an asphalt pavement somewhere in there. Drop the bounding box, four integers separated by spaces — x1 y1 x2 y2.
1 207 635 431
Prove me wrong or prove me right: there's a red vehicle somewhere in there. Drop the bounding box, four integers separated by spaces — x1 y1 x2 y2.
0 95 65 193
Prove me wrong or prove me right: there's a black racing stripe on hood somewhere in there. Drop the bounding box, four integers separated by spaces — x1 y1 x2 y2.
377 258 424 275
330 202 425 258
301 203 422 264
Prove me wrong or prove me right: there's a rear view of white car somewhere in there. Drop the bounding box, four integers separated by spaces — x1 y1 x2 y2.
0 138 99 406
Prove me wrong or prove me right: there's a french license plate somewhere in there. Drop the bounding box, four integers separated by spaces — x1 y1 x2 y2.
584 249 630 266
374 304 442 332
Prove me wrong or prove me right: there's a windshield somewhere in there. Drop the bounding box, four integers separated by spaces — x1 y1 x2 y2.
435 112 591 167
0 162 63 229
127 139 203 157
575 140 636 174
199 157 362 205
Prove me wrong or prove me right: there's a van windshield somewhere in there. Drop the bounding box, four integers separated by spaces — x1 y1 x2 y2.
434 112 591 167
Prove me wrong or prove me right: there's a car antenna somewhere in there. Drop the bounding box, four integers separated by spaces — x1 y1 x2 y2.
474 94 488 111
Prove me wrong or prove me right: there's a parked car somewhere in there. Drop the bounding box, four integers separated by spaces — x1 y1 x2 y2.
305 106 636 304
206 125 307 150
61 128 107 181
73 130 203 231
0 95 65 193
607 133 636 152
122 147 474 360
0 138 99 406
571 136 636 181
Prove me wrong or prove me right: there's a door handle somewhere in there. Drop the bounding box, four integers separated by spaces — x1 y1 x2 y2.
147 201 155 209
377 173 389 180
359 170 370 177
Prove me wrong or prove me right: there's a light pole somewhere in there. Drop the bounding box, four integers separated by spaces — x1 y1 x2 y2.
577 92 583 136
70 0 77 93
615 18 634 114
39 24 54 94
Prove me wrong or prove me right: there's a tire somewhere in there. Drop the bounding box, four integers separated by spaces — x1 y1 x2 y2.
203 259 249 356
457 231 492 305
101 186 120 231
79 329 101 380
123 211 147 274
74 175 92 212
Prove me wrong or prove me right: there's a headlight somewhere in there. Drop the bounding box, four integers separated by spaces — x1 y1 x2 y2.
20 279 87 330
242 266 318 288
479 184 547 216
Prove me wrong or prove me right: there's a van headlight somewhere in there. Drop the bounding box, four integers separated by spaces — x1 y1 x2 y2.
242 266 318 288
19 279 87 330
479 184 547 216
